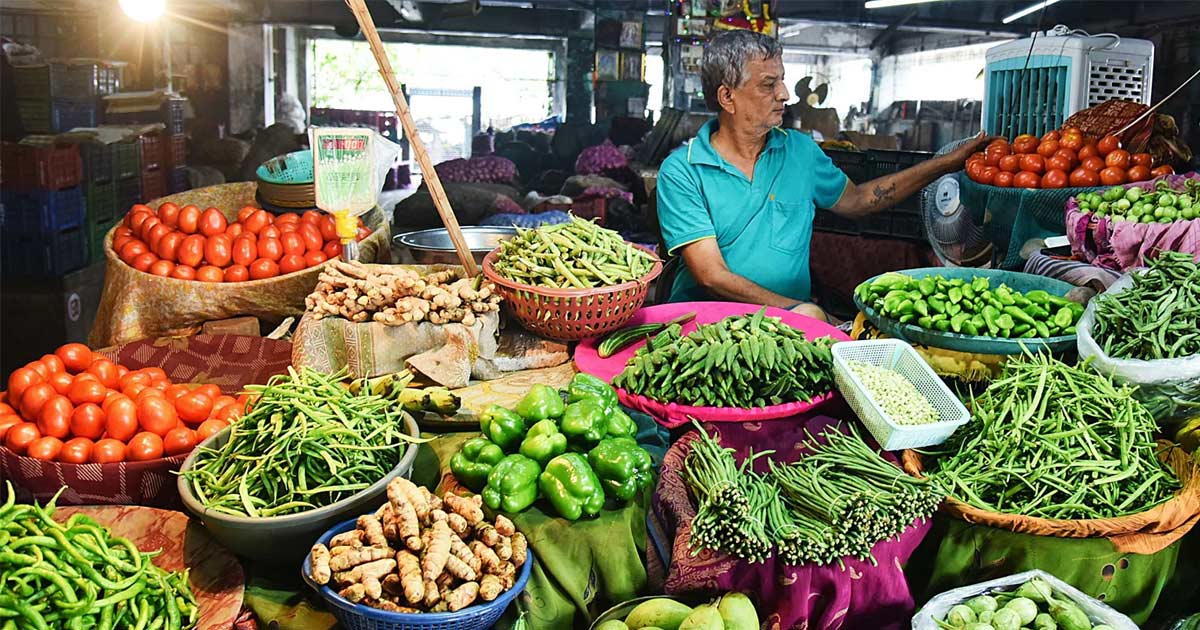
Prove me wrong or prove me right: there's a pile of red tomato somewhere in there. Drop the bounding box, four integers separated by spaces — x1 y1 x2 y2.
966 127 1176 189
112 203 371 282
0 343 244 464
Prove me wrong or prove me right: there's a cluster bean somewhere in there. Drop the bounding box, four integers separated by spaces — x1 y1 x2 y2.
1092 251 1200 360
492 217 657 289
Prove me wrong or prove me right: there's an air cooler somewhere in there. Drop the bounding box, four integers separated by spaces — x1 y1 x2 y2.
982 31 1154 139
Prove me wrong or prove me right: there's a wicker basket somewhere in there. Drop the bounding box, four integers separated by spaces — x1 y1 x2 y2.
481 245 662 341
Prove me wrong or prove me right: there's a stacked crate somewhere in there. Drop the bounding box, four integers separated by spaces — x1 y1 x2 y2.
137 132 168 202
104 97 187 199
0 141 89 277
815 148 933 242
11 62 119 134
80 142 122 263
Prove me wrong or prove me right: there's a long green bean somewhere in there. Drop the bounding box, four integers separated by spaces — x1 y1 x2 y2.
180 366 426 517
0 484 197 630
493 216 658 288
1092 251 1200 360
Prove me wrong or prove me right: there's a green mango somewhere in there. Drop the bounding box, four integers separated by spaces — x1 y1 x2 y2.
717 592 758 630
625 599 694 630
679 604 725 630
595 621 631 630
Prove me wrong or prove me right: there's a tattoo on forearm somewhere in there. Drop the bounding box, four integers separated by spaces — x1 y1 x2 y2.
870 182 897 207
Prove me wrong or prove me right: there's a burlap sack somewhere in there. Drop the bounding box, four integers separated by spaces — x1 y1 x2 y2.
902 444 1200 554
89 182 391 347
291 263 501 388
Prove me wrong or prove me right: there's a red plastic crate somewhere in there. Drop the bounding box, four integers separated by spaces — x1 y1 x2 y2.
0 142 82 191
166 134 186 169
138 133 165 170
571 197 608 225
141 168 167 202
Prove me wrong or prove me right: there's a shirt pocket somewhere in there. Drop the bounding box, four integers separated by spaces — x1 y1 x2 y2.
769 199 815 255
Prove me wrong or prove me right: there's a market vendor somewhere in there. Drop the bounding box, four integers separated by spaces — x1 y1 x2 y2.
657 30 992 320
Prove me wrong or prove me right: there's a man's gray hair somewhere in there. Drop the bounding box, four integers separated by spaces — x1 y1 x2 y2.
701 30 783 111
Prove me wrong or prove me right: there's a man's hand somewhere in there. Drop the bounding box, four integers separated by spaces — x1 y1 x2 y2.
678 238 803 308
943 131 1003 167
790 302 828 322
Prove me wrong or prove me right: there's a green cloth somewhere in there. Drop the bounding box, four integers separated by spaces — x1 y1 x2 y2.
907 515 1182 626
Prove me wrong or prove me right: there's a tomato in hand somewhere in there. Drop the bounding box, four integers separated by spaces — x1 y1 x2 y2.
174 391 214 424
238 206 258 223
1127 165 1151 182
1082 156 1106 172
222 264 249 282
1151 165 1175 178
133 252 159 272
105 397 139 442
199 207 228 237
59 437 94 464
1041 169 1068 189
232 235 257 266
1105 149 1132 169
204 234 233 267
279 254 306 275
163 426 197 456
21 383 56 419
137 396 178 436
87 359 120 389
1097 135 1121 156
249 258 280 280
92 438 126 463
196 266 224 283
257 237 283 262
992 171 1014 188
26 436 63 461
1013 171 1041 189
1069 168 1100 187
178 205 201 234
5 422 40 454
127 431 165 461
304 251 328 268
244 210 272 235
1018 154 1045 175
70 403 106 440
196 418 230 442
67 378 107 406
1100 166 1127 186
8 367 43 403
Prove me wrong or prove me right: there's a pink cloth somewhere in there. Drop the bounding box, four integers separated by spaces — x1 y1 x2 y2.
574 302 850 427
651 415 931 630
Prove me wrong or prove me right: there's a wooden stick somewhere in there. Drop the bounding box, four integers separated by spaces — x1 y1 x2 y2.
343 0 479 276
1112 66 1200 138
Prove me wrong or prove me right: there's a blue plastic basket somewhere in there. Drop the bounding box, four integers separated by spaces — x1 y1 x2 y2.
302 518 532 630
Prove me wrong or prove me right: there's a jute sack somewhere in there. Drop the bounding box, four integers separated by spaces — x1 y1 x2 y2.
89 182 391 347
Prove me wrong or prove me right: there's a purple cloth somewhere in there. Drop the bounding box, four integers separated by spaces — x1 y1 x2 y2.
651 414 931 630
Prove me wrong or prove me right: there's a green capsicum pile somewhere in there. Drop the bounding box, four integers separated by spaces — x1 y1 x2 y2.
856 273 1083 339
449 374 655 521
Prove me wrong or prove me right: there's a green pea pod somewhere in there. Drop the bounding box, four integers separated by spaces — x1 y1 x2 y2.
950 313 970 333
927 296 947 314
995 286 1016 306
930 313 947 322
1004 305 1037 326
1020 328 1038 338
1026 303 1050 319
948 287 963 304
1013 323 1031 335
982 305 1002 335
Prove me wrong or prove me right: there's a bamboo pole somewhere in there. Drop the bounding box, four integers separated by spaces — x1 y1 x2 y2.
343 0 479 276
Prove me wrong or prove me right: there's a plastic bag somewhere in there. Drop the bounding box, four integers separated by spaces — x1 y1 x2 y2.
912 569 1139 630
1077 273 1200 424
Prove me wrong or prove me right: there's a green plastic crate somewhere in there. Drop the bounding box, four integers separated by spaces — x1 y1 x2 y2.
88 217 119 265
85 180 118 224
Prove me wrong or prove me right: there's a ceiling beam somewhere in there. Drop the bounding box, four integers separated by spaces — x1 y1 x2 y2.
870 7 916 51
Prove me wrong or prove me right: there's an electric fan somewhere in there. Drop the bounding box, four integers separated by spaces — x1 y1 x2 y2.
920 138 994 268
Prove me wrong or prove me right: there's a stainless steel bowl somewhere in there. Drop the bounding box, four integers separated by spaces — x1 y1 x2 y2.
394 226 517 266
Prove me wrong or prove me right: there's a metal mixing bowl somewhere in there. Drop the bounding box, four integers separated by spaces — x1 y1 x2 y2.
394 226 517 265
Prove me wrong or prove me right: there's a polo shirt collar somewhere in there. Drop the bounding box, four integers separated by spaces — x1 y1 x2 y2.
686 118 787 168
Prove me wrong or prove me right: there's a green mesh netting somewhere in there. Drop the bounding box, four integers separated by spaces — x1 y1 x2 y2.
255 149 313 185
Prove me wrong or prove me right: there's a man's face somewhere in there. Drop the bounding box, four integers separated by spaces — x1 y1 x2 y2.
724 56 789 131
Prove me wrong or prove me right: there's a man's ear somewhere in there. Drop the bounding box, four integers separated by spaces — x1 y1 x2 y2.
717 85 736 114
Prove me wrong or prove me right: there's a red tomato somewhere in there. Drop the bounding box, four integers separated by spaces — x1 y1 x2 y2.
237 206 258 223
260 225 281 241
70 403 106 440
210 395 237 416
302 210 323 224
113 234 134 254
1036 141 1060 158
1069 167 1100 187
1041 169 1068 189
67 378 107 406
223 264 250 283
60 437 94 464
4 422 40 454
49 372 74 396
323 241 342 260
275 212 300 225
196 418 229 442
26 361 49 379
319 216 338 241
119 371 152 391
156 231 184 262
992 171 1014 188
244 210 272 234
1100 167 1127 186
1131 153 1153 168
1078 144 1099 161
178 205 201 234
92 438 126 463
1019 154 1045 175
163 426 197 456
1013 171 1042 189
280 232 306 256
119 240 149 265
37 395 73 439
1053 148 1078 167
149 260 175 277
193 384 221 401
257 237 283 262
356 226 370 242
304 251 328 268
0 414 20 442
26 436 63 461
1060 133 1083 151
214 404 241 423
137 397 178 436
178 234 206 267
196 266 224 283
1151 165 1175 178
8 367 43 403
140 367 168 384
979 166 1000 185
157 202 180 227
249 259 280 280
21 383 56 419
204 234 233 267
299 224 324 252
279 254 306 274
232 236 257 266
129 210 153 233
146 223 172 253
1082 156 1106 172
86 359 120 389
174 392 214 424
1097 135 1122 156
132 252 159 273
1127 165 1151 182
1047 156 1072 173
105 397 139 442
127 432 165 461
39 354 65 375
1041 131 1061 143
1105 149 1132 169
163 384 191 401
1011 134 1038 154
171 265 197 281
199 207 228 237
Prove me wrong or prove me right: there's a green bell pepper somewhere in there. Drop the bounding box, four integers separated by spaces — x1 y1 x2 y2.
1025 289 1050 305
918 277 936 296
450 437 506 491
950 312 969 333
482 454 541 513
948 287 963 304
605 407 637 439
588 437 653 501
566 373 618 412
1054 306 1075 328
519 419 568 467
560 399 608 449
538 453 605 520
480 405 527 452
514 384 565 422
927 296 947 314
1004 305 1037 327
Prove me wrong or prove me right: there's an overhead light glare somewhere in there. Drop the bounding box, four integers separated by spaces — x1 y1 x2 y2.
120 0 165 22
864 0 944 9
1002 0 1061 24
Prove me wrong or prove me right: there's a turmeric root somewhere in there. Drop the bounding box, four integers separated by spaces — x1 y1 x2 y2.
421 486 443 513
357 514 388 548
445 582 480 612
494 537 512 562
309 544 332 585
329 546 392 573
444 493 484 526
430 509 449 523
446 513 469 538
422 578 440 608
474 522 500 547
494 514 516 537
339 584 367 603
511 532 528 568
330 530 363 548
392 551 425 605
422 520 453 581
372 599 418 613
479 574 504 602
496 561 516 590
334 558 396 586
470 540 502 574
386 478 422 550
450 534 481 574
445 554 477 582
363 575 383 600
392 477 430 522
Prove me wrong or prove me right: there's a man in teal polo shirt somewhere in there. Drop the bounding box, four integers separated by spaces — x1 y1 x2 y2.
658 30 990 320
